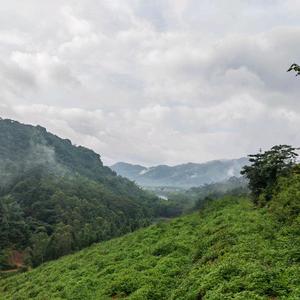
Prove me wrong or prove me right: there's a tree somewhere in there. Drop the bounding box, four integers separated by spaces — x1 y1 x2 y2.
46 223 73 259
0 196 29 249
30 231 50 266
241 145 298 204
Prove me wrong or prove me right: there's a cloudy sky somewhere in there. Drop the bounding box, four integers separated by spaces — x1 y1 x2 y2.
1 0 300 166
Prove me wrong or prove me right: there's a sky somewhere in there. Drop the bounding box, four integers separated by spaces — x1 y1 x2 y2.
1 0 300 166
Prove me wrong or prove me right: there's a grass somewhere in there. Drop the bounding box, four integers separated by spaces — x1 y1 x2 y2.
0 196 299 299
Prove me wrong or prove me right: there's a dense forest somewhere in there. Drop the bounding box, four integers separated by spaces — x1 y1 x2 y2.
0 119 177 269
1 144 299 299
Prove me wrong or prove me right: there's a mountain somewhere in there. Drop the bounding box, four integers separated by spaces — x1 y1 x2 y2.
1 195 299 299
111 162 147 181
0 118 164 269
111 158 248 188
0 118 113 187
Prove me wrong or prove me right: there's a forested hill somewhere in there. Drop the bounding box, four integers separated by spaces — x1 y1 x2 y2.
2 145 300 299
1 194 299 299
1 127 299 299
0 118 163 269
1 118 114 185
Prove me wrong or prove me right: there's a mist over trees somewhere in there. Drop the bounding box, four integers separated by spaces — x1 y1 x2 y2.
0 119 170 269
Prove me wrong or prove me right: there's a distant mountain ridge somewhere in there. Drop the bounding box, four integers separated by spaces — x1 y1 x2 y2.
111 158 248 188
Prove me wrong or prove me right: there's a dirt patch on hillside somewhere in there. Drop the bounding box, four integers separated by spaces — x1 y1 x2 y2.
8 250 24 268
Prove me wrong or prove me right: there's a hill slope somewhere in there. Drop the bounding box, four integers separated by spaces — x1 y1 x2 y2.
0 119 112 186
0 118 162 269
1 196 299 299
160 176 249 213
111 158 248 188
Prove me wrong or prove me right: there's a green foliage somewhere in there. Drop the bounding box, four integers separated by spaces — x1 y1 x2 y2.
0 196 29 251
1 121 299 299
269 172 300 223
1 195 299 299
29 232 49 266
241 145 298 204
0 174 164 269
0 119 169 269
162 176 249 214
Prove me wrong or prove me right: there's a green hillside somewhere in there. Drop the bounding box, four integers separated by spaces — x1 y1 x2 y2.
1 125 299 300
0 119 168 269
1 192 299 299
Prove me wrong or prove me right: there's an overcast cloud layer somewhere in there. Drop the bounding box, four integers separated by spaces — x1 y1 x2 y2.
1 0 300 166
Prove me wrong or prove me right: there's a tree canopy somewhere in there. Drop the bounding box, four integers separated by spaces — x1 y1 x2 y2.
241 145 298 204
0 119 171 270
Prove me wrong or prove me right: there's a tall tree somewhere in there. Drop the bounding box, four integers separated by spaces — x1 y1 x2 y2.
241 145 298 204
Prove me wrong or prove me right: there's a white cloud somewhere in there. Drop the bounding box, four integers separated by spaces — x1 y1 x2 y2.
0 0 300 166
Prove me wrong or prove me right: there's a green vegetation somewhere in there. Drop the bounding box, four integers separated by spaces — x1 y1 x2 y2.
154 176 249 215
1 187 299 299
1 144 300 300
1 122 299 300
0 174 160 268
0 119 168 269
241 144 298 204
